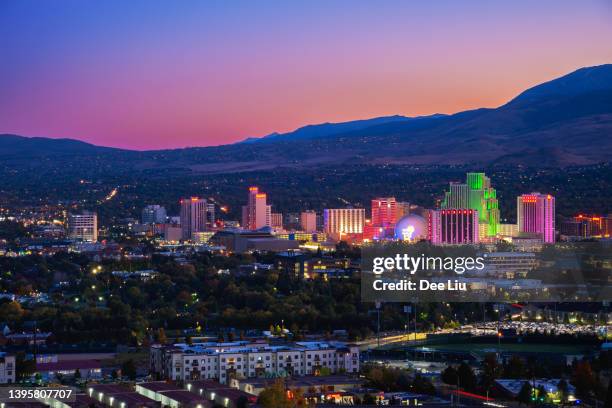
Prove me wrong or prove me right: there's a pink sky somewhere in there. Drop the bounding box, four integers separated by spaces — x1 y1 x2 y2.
1 1 612 150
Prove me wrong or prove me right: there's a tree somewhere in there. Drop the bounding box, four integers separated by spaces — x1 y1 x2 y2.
604 381 612 408
441 366 458 385
572 360 596 398
258 379 301 408
457 362 477 391
362 393 376 405
536 385 548 404
15 352 36 381
557 379 569 405
412 374 436 395
121 359 137 380
0 301 24 324
518 382 533 406
156 328 168 344
505 355 526 379
481 354 503 392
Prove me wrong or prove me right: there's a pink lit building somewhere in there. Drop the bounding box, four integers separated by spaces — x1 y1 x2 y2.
300 211 317 233
517 193 556 243
370 197 397 239
241 187 272 230
180 197 207 240
428 209 479 245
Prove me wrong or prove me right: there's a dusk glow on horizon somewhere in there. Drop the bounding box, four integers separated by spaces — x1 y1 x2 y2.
2 0 612 150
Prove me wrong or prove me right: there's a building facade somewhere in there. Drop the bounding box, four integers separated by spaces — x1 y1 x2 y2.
180 197 208 240
517 193 555 243
428 209 479 245
300 211 317 233
150 341 359 384
323 209 365 238
67 212 98 242
442 172 500 238
141 205 167 224
0 353 15 383
241 187 272 230
271 213 283 230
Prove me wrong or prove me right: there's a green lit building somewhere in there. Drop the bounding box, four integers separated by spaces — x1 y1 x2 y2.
441 172 500 237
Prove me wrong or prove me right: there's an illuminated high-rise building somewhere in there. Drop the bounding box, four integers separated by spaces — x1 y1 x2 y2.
68 212 98 242
180 197 207 239
442 172 500 238
428 209 479 245
206 203 216 229
141 205 167 224
370 197 397 239
271 213 283 230
300 211 317 233
517 193 555 243
241 187 271 230
371 197 397 227
323 208 365 238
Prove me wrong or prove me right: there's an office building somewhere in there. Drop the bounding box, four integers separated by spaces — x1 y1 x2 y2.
180 197 207 240
517 193 555 243
370 197 397 239
271 213 283 230
241 187 271 230
323 208 365 238
442 172 500 238
206 203 215 229
150 341 359 383
428 209 479 245
141 205 167 224
481 252 538 279
300 211 317 233
67 212 98 242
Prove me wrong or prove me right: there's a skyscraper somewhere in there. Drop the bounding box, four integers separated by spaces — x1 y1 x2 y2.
206 203 216 229
428 209 479 245
371 197 397 228
180 197 207 240
241 187 271 230
323 208 365 238
442 172 500 238
300 211 317 233
68 212 98 242
517 193 555 243
141 205 167 224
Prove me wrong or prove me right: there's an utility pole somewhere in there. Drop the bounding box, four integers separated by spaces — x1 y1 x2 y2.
375 301 381 348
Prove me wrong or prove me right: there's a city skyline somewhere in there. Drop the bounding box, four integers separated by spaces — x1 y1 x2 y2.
2 1 612 149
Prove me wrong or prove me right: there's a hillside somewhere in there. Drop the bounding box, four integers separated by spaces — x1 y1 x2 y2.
1 64 611 171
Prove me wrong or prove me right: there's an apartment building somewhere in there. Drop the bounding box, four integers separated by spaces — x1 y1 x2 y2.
0 352 15 383
150 341 359 384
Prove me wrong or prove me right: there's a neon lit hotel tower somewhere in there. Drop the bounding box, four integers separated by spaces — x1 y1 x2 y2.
517 193 556 243
242 186 272 230
441 172 500 238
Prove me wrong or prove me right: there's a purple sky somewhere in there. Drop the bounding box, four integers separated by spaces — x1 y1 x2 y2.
1 0 612 150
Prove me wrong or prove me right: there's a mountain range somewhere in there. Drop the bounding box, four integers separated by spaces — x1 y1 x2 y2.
2 64 612 171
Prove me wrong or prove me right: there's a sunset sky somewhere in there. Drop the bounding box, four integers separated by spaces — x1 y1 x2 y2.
2 0 612 150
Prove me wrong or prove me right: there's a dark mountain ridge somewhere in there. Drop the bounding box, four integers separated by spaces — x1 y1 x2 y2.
1 64 611 169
